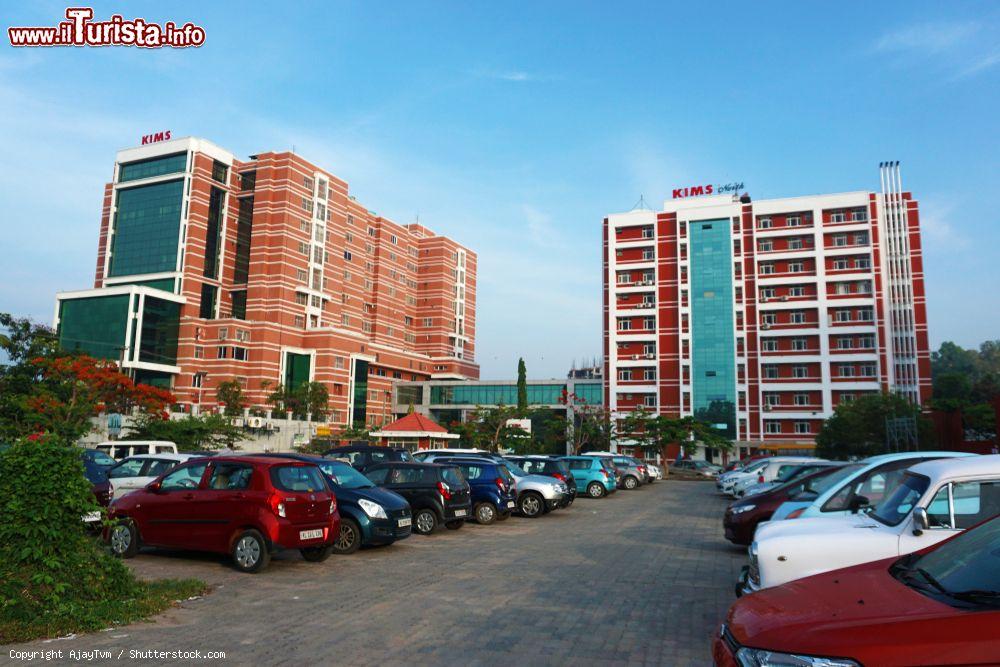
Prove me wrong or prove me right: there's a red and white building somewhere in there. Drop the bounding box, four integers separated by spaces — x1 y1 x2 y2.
603 164 931 456
55 136 478 428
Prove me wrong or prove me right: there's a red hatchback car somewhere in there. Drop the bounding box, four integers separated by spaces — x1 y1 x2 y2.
714 514 1000 666
107 456 340 572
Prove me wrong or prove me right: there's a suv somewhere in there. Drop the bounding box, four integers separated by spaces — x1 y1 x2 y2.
507 456 577 507
325 445 413 472
742 455 1000 595
106 456 339 572
495 458 569 517
716 513 1000 666
561 456 617 498
364 462 471 535
583 453 646 490
669 459 723 479
260 454 411 554
95 440 178 460
449 457 518 524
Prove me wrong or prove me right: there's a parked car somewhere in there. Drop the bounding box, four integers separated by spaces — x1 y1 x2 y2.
741 455 1000 595
715 513 1000 667
258 454 411 554
646 462 663 481
769 451 976 521
561 455 618 498
497 458 570 517
506 456 577 507
726 457 821 498
95 440 178 460
107 453 204 500
717 458 772 493
583 453 646 490
81 450 115 528
107 456 340 572
81 448 117 480
324 444 413 472
670 459 723 479
734 460 838 499
724 464 851 545
412 448 498 462
364 462 471 535
448 457 518 524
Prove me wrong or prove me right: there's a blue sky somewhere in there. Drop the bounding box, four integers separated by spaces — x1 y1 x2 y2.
2 1 998 379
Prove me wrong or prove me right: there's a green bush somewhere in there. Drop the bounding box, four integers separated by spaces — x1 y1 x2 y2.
0 437 205 643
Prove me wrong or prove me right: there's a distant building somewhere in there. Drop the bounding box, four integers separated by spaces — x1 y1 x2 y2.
568 360 603 380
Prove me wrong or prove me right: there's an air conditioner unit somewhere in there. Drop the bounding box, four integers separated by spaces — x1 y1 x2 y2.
780 296 789 302
631 354 639 360
646 353 656 359
761 297 769 303
248 416 264 429
233 418 245 428
763 405 772 411
762 324 772 330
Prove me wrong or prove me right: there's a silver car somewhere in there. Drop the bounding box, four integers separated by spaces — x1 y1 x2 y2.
584 453 646 490
498 458 568 517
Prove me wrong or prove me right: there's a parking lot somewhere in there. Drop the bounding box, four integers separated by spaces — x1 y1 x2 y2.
15 481 743 666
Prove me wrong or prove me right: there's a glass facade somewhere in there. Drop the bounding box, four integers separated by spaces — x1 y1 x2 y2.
689 219 737 438
352 359 369 425
118 153 187 183
230 290 247 320
137 296 180 366
285 352 312 391
121 278 175 292
203 187 225 279
57 294 130 360
430 383 567 406
109 180 184 277
233 197 254 284
199 283 217 319
395 384 422 407
573 382 602 405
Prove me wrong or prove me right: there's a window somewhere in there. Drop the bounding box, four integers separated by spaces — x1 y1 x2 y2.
160 463 208 491
644 343 655 355
792 365 809 378
643 317 655 330
301 197 313 214
786 216 801 227
296 269 307 282
851 210 867 222
762 313 777 325
759 263 775 275
758 217 772 229
199 284 217 319
295 292 308 305
855 257 871 270
642 227 653 238
759 240 773 252
794 393 810 406
642 249 654 260
192 372 204 388
833 234 848 247
230 290 247 320
859 335 875 348
790 311 805 324
788 238 803 250
788 262 804 273
343 250 352 261
788 286 804 297
643 395 656 407
239 170 256 191
211 160 228 183
764 393 780 406
763 365 778 379
830 212 846 223
834 309 852 322
761 288 775 299
791 338 808 351
860 364 877 377
853 232 868 245
618 319 631 331
618 369 632 381
926 480 1000 530
118 152 187 183
232 347 248 361
858 308 874 322
840 393 855 403
833 259 849 270
839 364 855 377
794 422 811 434
765 421 782 434
644 369 655 381
294 315 305 328
762 339 777 352
193 346 204 359
837 337 854 350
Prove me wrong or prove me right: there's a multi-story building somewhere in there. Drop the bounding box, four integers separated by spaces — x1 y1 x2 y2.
603 164 931 457
55 136 478 427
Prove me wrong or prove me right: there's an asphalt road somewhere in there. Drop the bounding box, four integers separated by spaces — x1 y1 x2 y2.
11 480 745 666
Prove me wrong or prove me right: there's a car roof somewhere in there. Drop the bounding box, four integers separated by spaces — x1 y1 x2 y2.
907 454 996 480
447 457 499 465
208 455 320 467
368 461 448 468
257 452 341 464
116 453 199 462
326 445 405 452
860 451 975 464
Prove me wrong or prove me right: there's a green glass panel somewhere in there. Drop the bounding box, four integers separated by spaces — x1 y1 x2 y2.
109 180 183 277
203 187 225 279
138 296 180 366
573 382 603 405
285 352 312 392
428 383 567 406
118 153 187 183
395 385 422 406
199 283 217 319
117 278 175 292
133 369 172 388
234 197 254 284
57 294 130 360
689 219 736 439
230 290 247 320
352 359 369 424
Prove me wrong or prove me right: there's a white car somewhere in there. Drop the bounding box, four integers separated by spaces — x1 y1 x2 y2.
741 454 1000 595
728 457 822 498
107 453 204 500
647 463 663 481
717 459 770 493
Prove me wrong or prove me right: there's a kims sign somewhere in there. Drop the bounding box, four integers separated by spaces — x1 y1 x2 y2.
672 181 745 199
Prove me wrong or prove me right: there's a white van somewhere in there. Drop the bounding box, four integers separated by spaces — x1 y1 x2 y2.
95 440 178 460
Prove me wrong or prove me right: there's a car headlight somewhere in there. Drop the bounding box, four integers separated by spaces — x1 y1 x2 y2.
735 647 859 667
358 498 388 519
731 504 756 515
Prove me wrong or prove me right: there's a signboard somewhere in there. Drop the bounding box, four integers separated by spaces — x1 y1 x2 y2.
672 181 744 199
141 130 172 145
107 413 123 439
506 418 532 435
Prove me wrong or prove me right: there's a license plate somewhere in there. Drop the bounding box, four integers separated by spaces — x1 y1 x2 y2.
506 501 516 508
454 509 467 517
82 511 101 523
299 529 323 540
397 517 411 528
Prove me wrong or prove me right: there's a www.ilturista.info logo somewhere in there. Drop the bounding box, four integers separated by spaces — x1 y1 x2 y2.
8 7 205 48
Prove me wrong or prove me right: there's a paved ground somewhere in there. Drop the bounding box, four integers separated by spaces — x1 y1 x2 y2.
13 480 745 666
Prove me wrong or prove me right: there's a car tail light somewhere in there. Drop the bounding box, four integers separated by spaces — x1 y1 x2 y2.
787 508 805 519
268 494 286 518
757 474 765 483
437 481 452 500
599 469 608 478
329 499 337 514
495 477 507 492
552 472 566 482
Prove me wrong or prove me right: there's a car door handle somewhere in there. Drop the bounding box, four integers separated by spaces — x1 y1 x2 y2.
233 492 245 499
182 493 195 500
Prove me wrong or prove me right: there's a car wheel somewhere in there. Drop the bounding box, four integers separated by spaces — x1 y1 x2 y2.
496 510 511 521
332 517 361 555
624 475 639 490
474 502 497 525
445 520 464 530
587 482 606 498
300 544 333 562
519 492 544 518
108 519 138 559
231 529 270 573
413 509 438 535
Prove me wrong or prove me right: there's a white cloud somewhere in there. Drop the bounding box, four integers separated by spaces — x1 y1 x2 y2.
955 50 1000 79
919 200 968 250
874 20 1000 79
875 21 979 54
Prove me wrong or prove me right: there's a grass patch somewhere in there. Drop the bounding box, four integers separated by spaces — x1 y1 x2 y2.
1 578 209 645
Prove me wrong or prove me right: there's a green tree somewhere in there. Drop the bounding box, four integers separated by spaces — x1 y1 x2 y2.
216 379 246 417
449 405 523 452
124 413 244 451
516 358 528 415
816 392 935 459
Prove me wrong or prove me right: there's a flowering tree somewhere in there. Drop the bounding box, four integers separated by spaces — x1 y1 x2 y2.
559 390 615 454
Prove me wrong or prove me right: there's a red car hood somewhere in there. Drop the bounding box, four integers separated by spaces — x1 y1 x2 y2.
728 557 1000 664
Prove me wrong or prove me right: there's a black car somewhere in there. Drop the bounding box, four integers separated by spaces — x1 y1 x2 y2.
507 455 577 507
325 444 413 472
364 462 471 535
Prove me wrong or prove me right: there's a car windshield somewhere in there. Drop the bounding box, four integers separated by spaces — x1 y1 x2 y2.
442 467 466 487
322 462 374 489
269 465 327 493
899 515 1000 605
801 463 863 496
501 459 527 477
870 473 930 526
775 465 808 483
88 450 117 467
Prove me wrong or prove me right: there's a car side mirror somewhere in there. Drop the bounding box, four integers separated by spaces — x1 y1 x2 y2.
849 495 870 514
147 481 162 493
912 507 929 535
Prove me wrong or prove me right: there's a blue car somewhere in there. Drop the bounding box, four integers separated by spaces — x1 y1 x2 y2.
449 457 518 524
261 453 412 554
561 455 617 498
